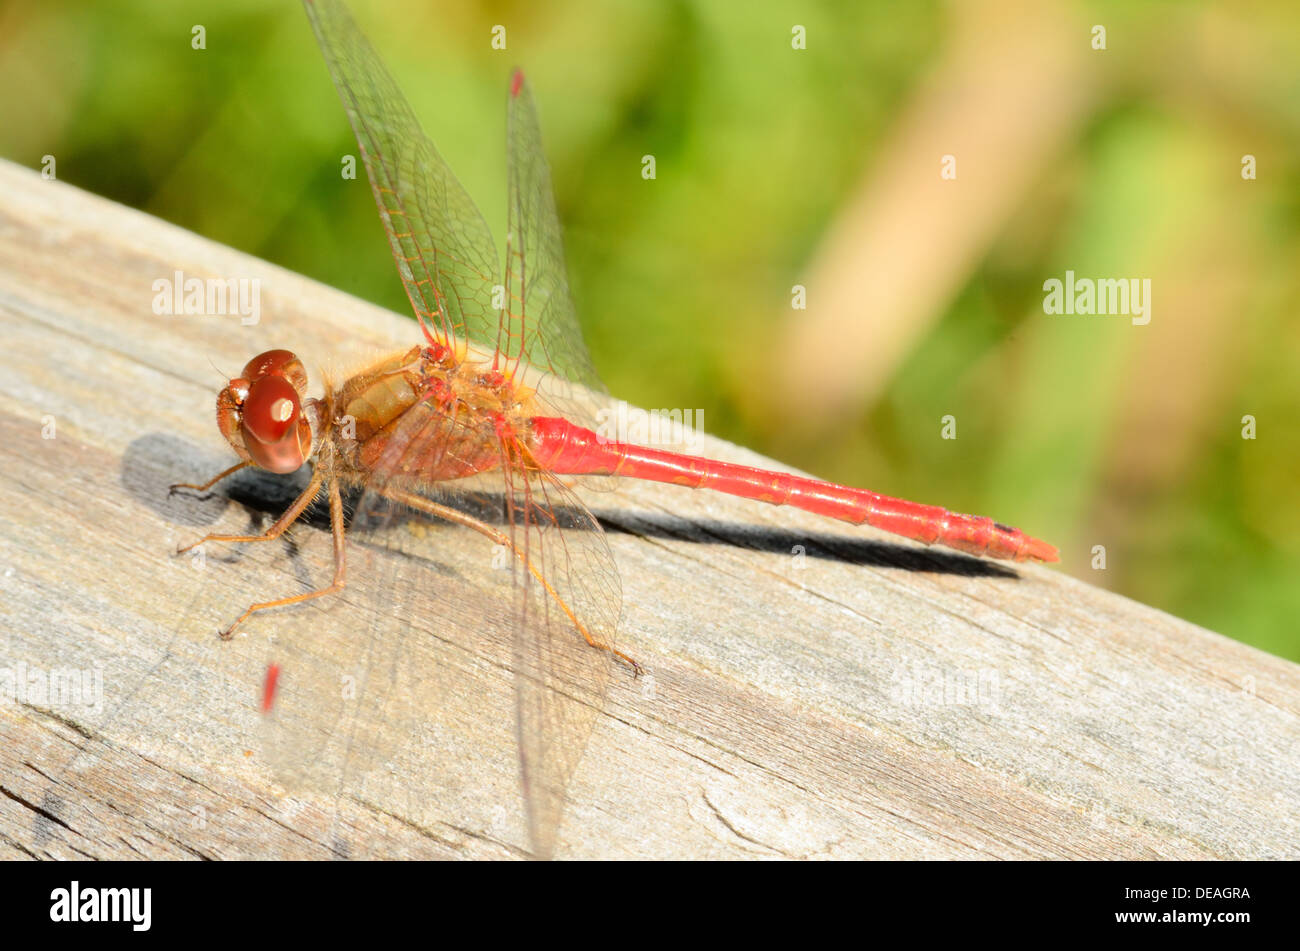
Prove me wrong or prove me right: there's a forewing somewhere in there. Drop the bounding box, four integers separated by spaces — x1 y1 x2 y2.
304 0 501 352
253 404 539 853
351 397 621 857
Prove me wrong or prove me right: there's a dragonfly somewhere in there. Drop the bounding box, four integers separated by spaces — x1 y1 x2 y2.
173 0 1058 858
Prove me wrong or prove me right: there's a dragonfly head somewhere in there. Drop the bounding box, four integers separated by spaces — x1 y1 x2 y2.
216 349 313 474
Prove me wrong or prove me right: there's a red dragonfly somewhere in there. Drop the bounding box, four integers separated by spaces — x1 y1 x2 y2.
175 0 1057 858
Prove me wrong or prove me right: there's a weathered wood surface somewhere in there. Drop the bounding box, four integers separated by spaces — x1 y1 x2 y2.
0 159 1297 860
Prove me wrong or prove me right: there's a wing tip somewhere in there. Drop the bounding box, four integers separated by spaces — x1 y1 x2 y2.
261 663 281 713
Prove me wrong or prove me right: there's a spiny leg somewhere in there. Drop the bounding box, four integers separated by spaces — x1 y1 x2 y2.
170 460 253 495
381 486 642 675
177 466 324 554
220 474 347 639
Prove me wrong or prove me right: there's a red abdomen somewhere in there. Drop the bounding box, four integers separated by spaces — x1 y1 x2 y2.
527 416 1058 563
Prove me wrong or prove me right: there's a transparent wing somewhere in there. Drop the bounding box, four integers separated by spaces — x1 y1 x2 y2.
304 0 501 352
501 71 609 424
304 0 610 431
504 469 620 857
350 395 621 858
254 479 529 856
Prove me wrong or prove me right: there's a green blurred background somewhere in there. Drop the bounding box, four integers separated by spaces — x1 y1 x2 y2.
1 0 1296 660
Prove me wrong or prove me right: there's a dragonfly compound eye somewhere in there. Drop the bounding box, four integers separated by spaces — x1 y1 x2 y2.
241 349 308 393
243 376 301 444
211 349 314 473
240 376 313 473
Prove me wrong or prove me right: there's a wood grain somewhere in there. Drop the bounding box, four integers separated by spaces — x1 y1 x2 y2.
0 160 1296 860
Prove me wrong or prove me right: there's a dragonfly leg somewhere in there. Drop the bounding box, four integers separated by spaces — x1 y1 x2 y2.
169 459 253 495
177 466 324 554
220 474 347 639
381 487 642 676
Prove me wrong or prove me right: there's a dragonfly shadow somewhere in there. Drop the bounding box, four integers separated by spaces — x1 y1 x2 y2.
129 433 1018 579
123 433 320 529
592 508 1021 579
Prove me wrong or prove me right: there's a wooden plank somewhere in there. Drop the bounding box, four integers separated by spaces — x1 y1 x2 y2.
0 159 1296 860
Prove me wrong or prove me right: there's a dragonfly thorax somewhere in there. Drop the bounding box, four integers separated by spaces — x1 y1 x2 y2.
321 345 540 486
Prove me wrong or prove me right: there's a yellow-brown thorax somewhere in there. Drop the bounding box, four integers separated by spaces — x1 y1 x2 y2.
215 344 542 485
